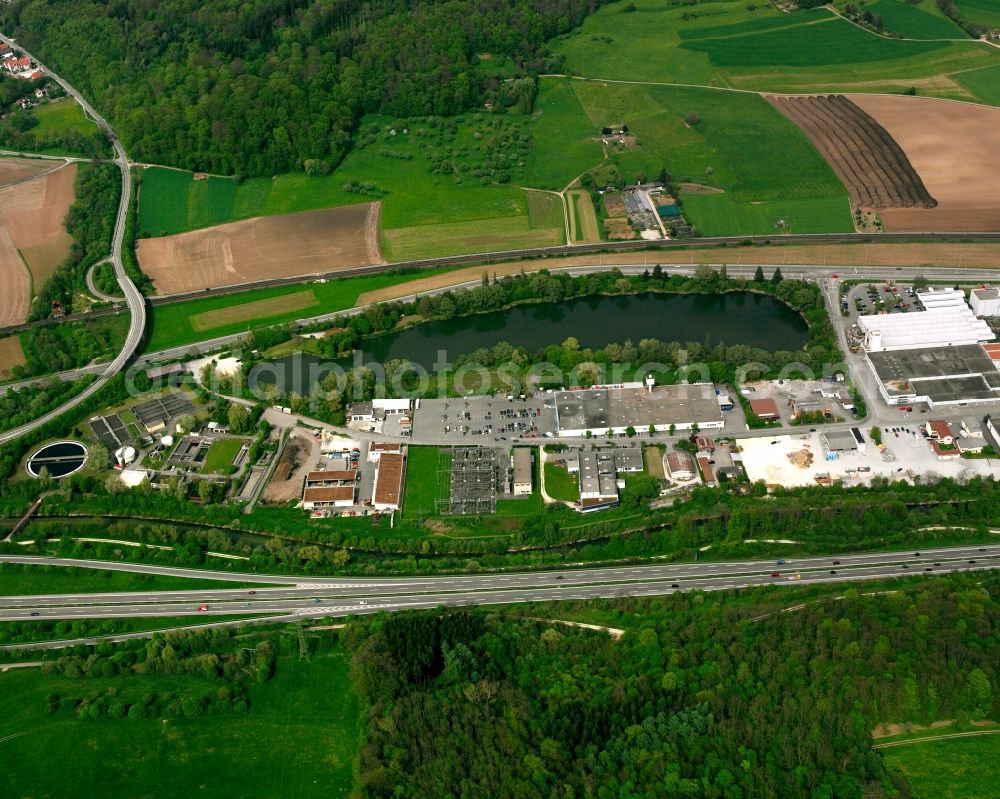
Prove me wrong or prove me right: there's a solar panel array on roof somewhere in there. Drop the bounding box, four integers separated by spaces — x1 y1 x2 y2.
132 392 195 426
89 413 135 448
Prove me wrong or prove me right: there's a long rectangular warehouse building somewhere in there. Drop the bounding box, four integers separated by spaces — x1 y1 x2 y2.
554 382 724 437
858 288 994 352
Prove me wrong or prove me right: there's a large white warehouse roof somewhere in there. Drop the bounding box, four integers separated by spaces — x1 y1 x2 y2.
859 290 994 352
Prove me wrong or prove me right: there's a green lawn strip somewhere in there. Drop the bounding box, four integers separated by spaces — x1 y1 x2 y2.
201 438 244 474
145 270 436 352
382 209 562 262
0 651 359 799
544 461 579 503
495 495 544 518
0 615 268 648
882 732 1000 799
0 563 265 595
402 445 447 518
676 6 833 40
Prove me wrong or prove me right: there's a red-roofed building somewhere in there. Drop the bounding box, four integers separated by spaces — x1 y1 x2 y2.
982 343 1000 368
4 56 31 73
372 452 406 511
749 397 780 421
302 485 357 509
696 454 716 487
925 420 954 444
930 439 960 461
301 468 358 510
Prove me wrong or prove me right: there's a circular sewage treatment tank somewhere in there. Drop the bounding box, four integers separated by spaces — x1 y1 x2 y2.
26 440 88 478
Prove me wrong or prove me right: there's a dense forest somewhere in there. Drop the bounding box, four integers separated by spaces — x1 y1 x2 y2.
347 576 1000 798
0 375 94 434
0 0 611 176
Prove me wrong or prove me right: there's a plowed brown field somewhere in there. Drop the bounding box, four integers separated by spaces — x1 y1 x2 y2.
0 163 76 326
0 156 56 188
849 95 1000 233
137 202 384 295
766 94 935 210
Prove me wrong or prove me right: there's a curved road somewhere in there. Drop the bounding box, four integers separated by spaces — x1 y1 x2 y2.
0 33 145 446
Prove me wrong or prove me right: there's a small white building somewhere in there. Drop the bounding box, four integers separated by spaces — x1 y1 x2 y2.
970 287 1000 318
372 398 412 416
368 442 402 463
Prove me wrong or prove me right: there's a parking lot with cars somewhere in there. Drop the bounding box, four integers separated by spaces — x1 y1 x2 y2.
412 394 559 444
841 282 923 319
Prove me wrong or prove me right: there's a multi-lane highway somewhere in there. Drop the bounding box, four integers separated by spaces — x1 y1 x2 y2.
0 33 145 445
2 545 998 630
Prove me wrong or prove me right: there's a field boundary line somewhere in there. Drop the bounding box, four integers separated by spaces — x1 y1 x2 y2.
542 75 1000 110
874 728 1000 749
824 4 984 45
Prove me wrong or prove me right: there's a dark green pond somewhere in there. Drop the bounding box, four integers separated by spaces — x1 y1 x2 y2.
252 291 807 392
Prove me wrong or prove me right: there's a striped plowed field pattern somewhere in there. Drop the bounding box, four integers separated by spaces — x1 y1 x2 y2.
849 94 1000 233
766 94 936 211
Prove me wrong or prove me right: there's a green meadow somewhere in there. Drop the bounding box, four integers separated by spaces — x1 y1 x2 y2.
957 64 1000 105
551 0 998 100
536 77 852 235
0 563 253 595
0 651 359 799
883 734 1000 799
137 112 566 262
956 0 1000 29
31 98 99 138
861 0 967 39
146 270 439 352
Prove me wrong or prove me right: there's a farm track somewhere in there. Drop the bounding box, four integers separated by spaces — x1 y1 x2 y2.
767 94 936 210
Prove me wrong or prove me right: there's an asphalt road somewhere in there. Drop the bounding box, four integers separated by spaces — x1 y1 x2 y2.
1 544 997 625
0 32 145 445
3 260 997 396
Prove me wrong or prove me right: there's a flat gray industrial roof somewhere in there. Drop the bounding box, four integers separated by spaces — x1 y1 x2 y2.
512 447 532 485
555 384 721 430
822 430 857 452
578 451 618 498
867 345 1000 403
615 447 645 471
868 345 996 382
